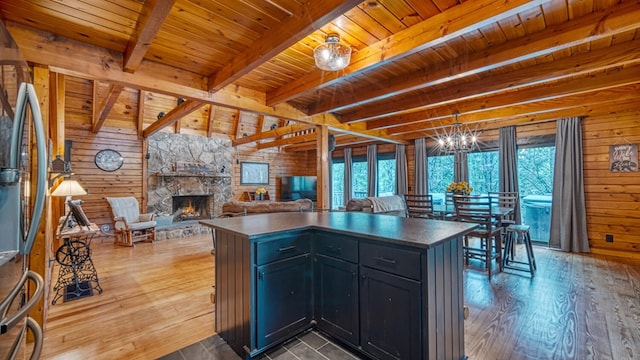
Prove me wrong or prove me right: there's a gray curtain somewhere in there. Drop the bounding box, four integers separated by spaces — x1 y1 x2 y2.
367 144 377 197
454 152 468 183
549 117 589 252
414 138 428 194
395 144 408 195
344 148 353 204
499 126 522 224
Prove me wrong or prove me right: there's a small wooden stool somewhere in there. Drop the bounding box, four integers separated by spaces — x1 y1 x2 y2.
503 224 537 277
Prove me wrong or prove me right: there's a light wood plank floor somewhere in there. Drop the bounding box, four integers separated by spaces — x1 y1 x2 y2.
42 234 640 359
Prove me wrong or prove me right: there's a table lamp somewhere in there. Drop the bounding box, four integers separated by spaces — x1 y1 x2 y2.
51 179 87 229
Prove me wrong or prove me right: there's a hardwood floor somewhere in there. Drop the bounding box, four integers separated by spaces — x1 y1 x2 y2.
42 234 640 359
42 235 215 360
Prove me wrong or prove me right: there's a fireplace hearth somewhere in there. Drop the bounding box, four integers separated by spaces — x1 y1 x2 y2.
172 195 212 221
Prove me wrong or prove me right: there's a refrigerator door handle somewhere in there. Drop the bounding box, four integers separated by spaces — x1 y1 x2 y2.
0 270 44 335
13 83 47 255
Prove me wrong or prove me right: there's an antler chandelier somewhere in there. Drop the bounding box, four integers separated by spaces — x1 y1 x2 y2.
313 33 352 71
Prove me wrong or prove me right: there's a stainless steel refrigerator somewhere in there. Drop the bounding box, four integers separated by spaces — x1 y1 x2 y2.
0 19 47 360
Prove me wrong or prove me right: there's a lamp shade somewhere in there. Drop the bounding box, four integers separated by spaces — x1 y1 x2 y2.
51 179 87 197
313 33 351 71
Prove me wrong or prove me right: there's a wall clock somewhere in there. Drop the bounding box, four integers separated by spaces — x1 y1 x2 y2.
94 149 124 172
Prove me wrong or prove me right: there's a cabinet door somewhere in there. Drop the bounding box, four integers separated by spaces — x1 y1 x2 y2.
256 254 312 350
314 254 359 345
360 266 422 360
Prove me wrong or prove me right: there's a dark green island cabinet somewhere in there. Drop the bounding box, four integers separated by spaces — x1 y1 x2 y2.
200 212 476 360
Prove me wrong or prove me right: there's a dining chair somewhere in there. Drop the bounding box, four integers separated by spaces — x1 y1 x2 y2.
488 191 519 226
403 194 436 219
443 192 458 221
453 194 504 279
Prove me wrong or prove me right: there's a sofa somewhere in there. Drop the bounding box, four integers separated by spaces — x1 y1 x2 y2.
345 195 406 217
221 198 313 215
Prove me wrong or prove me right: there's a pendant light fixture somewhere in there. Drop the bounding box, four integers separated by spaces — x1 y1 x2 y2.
436 112 479 154
313 33 352 71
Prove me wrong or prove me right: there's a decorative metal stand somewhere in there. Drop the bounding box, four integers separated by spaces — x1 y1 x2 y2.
52 232 103 304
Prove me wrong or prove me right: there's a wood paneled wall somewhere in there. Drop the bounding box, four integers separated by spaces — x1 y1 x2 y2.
64 77 143 229
582 110 640 258
234 146 314 201
58 72 639 258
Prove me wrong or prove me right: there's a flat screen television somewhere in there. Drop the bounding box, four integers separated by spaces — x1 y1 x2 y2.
280 176 317 202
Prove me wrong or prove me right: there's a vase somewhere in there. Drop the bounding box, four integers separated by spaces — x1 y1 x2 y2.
258 194 264 201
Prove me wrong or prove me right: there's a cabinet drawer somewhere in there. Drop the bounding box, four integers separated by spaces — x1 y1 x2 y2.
256 232 311 265
315 234 358 263
360 242 422 280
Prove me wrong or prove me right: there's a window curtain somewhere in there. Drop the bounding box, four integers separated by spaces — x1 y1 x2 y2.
549 117 589 252
454 152 468 183
344 148 353 205
395 144 408 195
414 138 428 194
499 126 522 224
367 144 377 197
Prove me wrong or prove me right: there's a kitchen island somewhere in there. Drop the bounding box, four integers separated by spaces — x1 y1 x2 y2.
200 212 476 360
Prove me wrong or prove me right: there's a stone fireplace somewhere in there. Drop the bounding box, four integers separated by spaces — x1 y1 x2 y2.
146 132 233 238
172 195 213 221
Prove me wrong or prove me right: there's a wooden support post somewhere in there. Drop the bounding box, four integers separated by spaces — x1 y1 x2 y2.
316 125 330 209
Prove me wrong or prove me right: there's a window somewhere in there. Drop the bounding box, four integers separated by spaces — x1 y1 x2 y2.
428 154 454 204
517 145 555 243
352 160 368 198
377 154 396 196
467 151 499 194
331 161 344 209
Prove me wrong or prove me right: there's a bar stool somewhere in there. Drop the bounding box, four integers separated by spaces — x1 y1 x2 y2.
502 224 537 277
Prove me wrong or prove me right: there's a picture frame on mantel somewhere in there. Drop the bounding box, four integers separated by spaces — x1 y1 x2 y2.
240 161 269 184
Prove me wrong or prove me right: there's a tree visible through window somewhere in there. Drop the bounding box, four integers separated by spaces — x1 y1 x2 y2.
468 151 499 194
377 158 396 196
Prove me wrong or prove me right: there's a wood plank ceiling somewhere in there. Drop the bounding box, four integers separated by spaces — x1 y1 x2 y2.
1 0 639 150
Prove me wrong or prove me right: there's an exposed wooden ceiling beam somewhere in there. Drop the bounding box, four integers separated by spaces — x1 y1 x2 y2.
365 39 640 130
369 65 640 135
206 105 216 138
207 0 361 92
233 123 316 146
266 0 550 106
5 23 321 123
123 0 175 73
310 1 640 117
395 85 640 139
257 131 317 150
142 99 204 138
92 83 124 133
137 89 146 138
231 109 241 140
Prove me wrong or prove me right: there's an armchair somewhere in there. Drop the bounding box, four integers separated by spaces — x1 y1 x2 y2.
106 197 156 247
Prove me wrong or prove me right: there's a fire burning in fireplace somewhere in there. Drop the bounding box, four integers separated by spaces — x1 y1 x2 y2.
172 195 211 221
179 200 200 220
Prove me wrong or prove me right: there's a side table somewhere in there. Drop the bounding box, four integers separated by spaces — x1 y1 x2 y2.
52 223 103 304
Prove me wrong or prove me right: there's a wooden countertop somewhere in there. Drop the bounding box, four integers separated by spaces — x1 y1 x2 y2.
200 212 477 249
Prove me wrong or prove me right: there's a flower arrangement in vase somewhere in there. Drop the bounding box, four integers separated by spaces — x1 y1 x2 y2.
255 187 267 200
446 181 473 195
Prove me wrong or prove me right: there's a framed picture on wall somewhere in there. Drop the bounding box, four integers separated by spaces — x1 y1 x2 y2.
610 144 638 172
240 162 269 184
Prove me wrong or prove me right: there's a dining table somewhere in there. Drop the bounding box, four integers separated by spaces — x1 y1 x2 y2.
433 203 514 226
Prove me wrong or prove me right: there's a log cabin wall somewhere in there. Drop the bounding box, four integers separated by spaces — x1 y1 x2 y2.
64 77 143 232
234 146 315 202
582 110 640 259
60 72 639 258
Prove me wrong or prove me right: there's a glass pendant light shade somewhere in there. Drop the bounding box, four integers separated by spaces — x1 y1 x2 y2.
314 33 352 71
